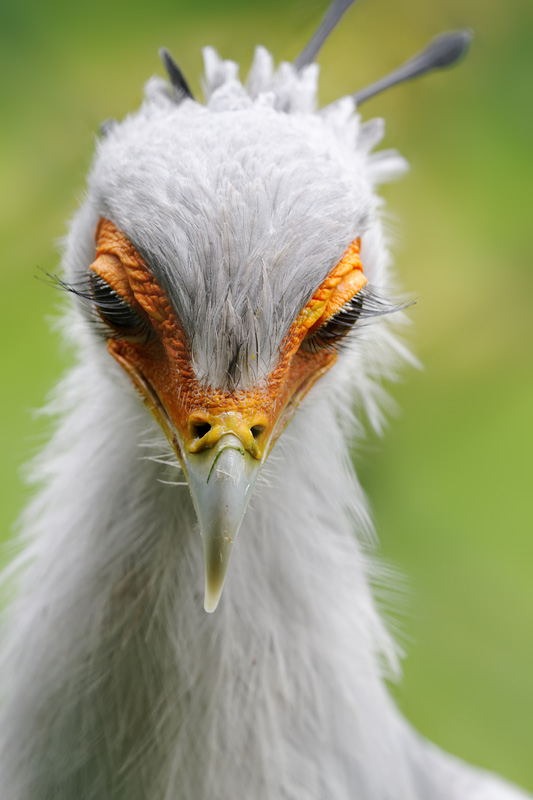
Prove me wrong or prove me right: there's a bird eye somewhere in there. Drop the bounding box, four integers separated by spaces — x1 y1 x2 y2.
301 293 365 353
301 285 401 354
89 272 152 343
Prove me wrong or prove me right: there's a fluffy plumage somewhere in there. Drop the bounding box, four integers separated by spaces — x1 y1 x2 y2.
0 26 529 800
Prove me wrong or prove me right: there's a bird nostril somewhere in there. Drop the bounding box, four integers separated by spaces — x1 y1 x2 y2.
250 425 266 440
191 422 212 440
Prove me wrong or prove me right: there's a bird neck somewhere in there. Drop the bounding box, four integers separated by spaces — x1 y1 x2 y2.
1 361 412 800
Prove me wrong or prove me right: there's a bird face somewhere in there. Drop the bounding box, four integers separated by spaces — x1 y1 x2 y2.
87 214 367 610
64 48 404 610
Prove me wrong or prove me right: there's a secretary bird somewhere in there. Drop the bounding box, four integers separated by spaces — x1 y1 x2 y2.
0 1 529 798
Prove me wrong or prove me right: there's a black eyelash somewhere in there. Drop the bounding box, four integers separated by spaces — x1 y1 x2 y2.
42 270 153 343
302 285 408 354
88 273 145 331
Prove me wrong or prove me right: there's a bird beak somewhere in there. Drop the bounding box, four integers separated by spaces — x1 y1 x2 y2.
181 435 262 612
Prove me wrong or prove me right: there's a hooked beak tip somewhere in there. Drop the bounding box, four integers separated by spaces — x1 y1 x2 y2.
204 588 222 614
203 537 233 613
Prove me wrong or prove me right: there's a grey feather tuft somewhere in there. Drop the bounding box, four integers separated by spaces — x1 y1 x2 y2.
352 29 472 105
98 118 118 137
294 0 359 70
159 47 194 100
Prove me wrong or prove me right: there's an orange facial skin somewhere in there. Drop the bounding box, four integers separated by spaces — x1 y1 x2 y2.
91 219 366 463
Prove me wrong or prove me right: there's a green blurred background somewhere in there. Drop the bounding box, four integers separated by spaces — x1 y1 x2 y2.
1 0 531 790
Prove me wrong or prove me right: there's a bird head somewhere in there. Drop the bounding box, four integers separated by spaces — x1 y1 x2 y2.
60 2 470 611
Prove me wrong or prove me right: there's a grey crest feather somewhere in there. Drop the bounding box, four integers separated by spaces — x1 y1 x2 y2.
98 118 118 137
294 0 359 70
352 29 472 105
159 47 194 100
